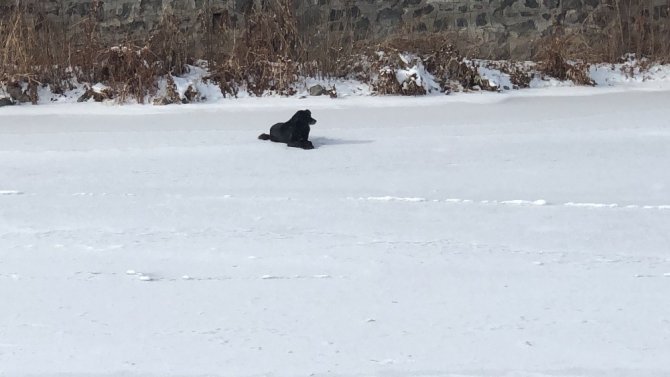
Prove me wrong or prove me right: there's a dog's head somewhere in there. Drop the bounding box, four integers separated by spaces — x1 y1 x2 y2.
295 109 317 125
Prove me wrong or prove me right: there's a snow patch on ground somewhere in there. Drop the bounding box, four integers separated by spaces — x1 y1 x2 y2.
590 57 670 86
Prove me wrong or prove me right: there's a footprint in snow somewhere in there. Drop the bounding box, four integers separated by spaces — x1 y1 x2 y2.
261 275 284 280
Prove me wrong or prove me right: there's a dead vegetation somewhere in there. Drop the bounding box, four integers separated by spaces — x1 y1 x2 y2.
206 0 306 97
580 0 670 63
0 1 172 103
1 0 668 104
536 34 595 86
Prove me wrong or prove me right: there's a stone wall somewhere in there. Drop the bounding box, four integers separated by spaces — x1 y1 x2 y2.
1 0 668 59
302 0 670 58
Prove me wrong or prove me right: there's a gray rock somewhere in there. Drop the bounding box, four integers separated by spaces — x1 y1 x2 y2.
543 0 560 9
413 5 434 17
376 8 403 24
564 9 581 23
152 96 181 106
6 84 30 103
309 84 327 96
0 97 14 107
77 88 111 103
563 0 583 10
524 0 539 8
476 13 488 26
509 20 536 34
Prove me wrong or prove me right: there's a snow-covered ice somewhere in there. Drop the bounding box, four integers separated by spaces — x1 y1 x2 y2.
1 87 670 377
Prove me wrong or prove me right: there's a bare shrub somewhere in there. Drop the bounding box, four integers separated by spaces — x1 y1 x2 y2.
205 62 241 98
0 1 73 103
163 75 182 104
69 0 103 83
506 65 533 88
96 45 160 103
373 34 488 93
579 0 670 62
399 73 427 95
373 66 403 95
537 35 595 86
206 0 306 97
148 10 189 76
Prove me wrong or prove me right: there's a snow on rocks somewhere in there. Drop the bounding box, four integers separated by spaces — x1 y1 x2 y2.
395 53 441 94
91 83 110 94
0 97 14 107
476 65 514 90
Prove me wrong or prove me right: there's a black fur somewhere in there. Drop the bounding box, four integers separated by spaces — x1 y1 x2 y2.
258 109 317 150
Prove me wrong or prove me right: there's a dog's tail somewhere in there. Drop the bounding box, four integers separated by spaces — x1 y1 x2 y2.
258 133 271 140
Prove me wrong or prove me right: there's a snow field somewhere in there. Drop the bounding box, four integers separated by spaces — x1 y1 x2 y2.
1 87 670 377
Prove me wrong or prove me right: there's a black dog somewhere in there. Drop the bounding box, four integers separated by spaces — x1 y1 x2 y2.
258 109 317 150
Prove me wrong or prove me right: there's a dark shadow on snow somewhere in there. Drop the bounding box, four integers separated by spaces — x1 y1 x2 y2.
311 137 374 148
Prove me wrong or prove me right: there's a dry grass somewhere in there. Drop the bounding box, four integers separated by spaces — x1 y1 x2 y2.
537 35 595 86
0 1 70 103
0 1 170 103
95 45 160 103
2 0 668 103
148 10 189 77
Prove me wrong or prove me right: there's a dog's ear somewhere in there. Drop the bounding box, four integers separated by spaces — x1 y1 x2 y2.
305 109 317 125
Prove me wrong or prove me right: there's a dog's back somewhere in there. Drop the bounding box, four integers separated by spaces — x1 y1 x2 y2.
258 122 284 141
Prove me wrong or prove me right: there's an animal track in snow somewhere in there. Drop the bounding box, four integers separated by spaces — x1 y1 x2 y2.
72 192 136 197
126 270 155 281
260 274 284 280
261 274 335 280
365 196 426 202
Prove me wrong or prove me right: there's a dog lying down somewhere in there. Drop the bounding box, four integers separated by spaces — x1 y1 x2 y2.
258 109 317 150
